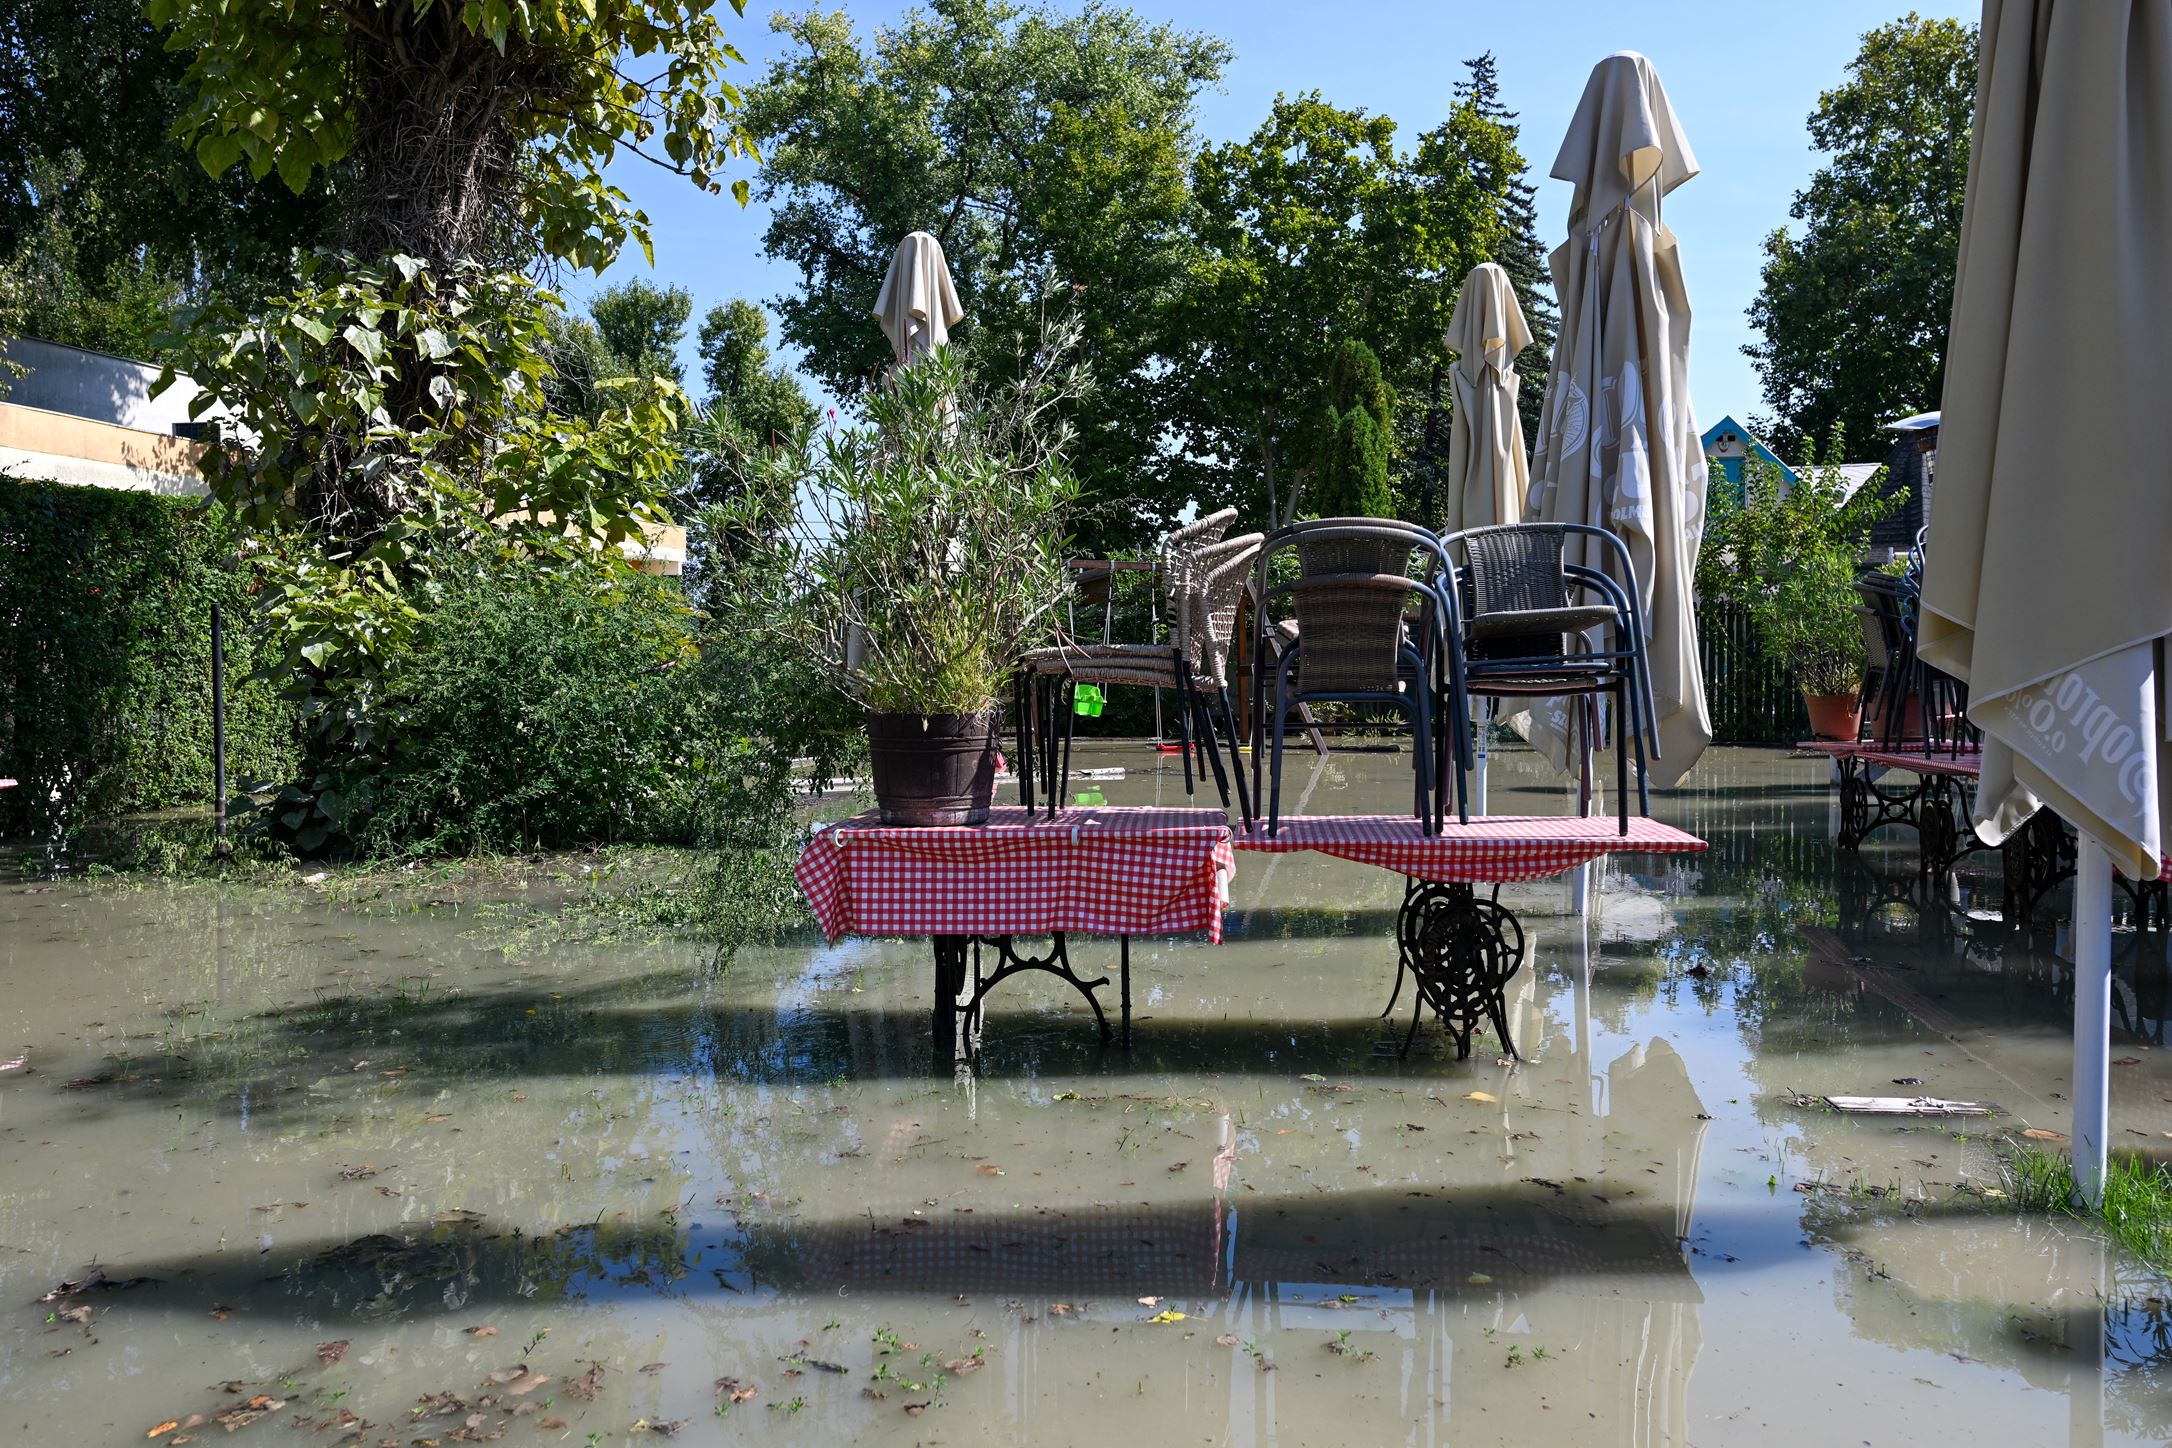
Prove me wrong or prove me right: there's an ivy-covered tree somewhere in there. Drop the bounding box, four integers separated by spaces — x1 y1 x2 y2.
1745 14 1977 457
143 0 759 850
741 0 1227 546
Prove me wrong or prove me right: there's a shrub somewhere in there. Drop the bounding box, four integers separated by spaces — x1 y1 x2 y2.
1308 339 1395 519
332 557 715 856
0 479 297 845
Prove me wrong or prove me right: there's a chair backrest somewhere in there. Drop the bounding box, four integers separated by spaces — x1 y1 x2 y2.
1291 515 1429 578
1285 574 1419 694
1461 524 1571 616
1159 507 1240 634
1189 533 1263 688
1257 521 1449 697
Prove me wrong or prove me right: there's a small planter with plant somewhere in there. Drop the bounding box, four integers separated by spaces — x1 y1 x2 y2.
723 314 1083 825
1697 437 1900 740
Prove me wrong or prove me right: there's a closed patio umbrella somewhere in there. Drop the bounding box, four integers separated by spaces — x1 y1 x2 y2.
1919 0 2172 1205
1444 261 1534 534
873 230 965 366
1522 52 1711 792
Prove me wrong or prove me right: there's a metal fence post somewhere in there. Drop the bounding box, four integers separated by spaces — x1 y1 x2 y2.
211 602 230 862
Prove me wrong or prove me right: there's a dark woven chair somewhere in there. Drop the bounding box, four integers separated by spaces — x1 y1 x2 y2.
1437 523 1658 833
1016 509 1248 815
1250 521 1454 835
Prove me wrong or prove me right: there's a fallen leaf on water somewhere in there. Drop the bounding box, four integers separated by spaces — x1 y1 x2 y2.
464 1326 499 1338
1147 1310 1187 1324
1049 1302 1075 1316
146 1422 179 1439
946 1358 984 1374
1299 1073 1327 1083
378 1068 409 1077
1463 1091 1498 1104
1467 1273 1493 1285
903 1402 929 1416
1052 1091 1079 1101
436 1208 487 1225
375 1186 402 1198
1215 1334 1240 1348
337 1164 384 1181
565 1362 606 1402
639 1361 667 1374
2021 1128 2068 1142
976 1164 1002 1176
1137 1296 1160 1307
211 1395 284 1430
46 1347 70 1358
649 1421 686 1438
316 1340 349 1365
424 1112 452 1123
58 1305 91 1324
713 1377 757 1405
538 1418 568 1431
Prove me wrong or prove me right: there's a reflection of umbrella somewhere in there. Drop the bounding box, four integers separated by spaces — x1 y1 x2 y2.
872 230 965 366
1523 52 1711 791
1604 1036 1707 1242
1444 262 1533 534
1918 0 2172 1204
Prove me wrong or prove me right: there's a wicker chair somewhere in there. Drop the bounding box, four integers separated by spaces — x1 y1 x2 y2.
1016 510 1249 816
1250 521 1454 835
1437 523 1658 833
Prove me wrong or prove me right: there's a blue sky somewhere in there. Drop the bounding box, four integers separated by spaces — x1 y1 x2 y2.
570 0 1974 453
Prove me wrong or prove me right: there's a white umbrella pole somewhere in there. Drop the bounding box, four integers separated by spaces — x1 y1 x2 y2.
2071 834 2115 1209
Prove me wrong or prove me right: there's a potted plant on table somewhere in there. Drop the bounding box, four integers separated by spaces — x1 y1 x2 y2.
722 318 1083 825
1697 440 1900 740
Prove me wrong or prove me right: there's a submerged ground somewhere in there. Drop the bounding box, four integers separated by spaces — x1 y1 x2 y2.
4 743 2170 1446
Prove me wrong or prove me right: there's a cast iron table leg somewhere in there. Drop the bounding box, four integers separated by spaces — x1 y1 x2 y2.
1394 878 1527 1060
929 933 1131 1066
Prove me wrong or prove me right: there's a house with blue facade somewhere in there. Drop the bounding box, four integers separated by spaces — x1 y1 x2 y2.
1700 415 1797 499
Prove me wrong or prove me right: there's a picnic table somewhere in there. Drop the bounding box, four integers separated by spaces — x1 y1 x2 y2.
1235 815 1707 1058
796 806 1233 1061
796 803 1708 1066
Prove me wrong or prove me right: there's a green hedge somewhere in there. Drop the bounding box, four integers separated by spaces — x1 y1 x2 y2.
0 479 298 839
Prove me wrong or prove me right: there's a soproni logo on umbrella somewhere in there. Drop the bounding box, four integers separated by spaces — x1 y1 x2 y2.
2004 669 2158 811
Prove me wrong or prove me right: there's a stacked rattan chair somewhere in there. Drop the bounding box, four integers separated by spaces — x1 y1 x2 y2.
1016 509 1263 818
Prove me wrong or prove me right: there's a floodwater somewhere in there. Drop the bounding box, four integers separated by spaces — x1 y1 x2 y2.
4 743 2172 1446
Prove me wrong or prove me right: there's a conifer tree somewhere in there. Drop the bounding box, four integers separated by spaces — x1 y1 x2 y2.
1309 339 1395 519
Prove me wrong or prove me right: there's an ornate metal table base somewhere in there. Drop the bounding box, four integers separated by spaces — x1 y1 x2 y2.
2003 807 2075 927
1387 879 1526 1061
1919 774 2002 884
1837 755 1931 848
931 933 1131 1063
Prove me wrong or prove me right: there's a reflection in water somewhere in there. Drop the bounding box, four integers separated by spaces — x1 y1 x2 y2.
8 743 2172 1445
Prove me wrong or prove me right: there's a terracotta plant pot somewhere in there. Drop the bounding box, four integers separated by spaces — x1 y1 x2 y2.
1803 691 1863 742
866 709 999 826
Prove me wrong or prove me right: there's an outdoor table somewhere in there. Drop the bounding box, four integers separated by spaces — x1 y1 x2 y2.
1235 814 1707 1059
795 805 1233 1061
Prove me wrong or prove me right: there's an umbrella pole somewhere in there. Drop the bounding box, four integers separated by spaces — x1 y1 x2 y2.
1472 705 1490 816
2072 834 2115 1209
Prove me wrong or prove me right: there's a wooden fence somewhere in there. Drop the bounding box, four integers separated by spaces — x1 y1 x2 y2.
1697 597 1808 745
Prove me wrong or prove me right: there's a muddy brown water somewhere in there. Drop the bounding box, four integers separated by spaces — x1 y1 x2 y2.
4 743 2172 1445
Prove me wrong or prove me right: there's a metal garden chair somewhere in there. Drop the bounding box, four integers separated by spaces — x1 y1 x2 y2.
1436 523 1659 834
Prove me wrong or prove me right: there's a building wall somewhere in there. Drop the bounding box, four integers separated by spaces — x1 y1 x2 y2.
0 336 224 434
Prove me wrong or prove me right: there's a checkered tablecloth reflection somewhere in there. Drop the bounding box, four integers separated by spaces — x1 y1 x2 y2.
795 806 1235 942
1234 814 1706 883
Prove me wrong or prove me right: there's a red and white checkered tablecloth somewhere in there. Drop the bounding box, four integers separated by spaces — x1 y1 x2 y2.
1233 814 1706 883
795 806 1235 943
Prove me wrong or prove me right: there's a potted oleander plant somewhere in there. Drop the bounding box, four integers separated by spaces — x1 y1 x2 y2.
1698 437 1900 740
722 313 1082 825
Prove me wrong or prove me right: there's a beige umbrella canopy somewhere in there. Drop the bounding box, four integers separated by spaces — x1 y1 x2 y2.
1921 0 2172 882
872 230 965 366
1522 51 1711 791
1443 261 1533 534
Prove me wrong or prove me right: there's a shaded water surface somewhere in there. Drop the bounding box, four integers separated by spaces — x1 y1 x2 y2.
5 744 2172 1445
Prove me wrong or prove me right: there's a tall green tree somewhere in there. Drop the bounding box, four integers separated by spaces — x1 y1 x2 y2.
697 298 817 446
1452 52 1554 438
1745 13 1978 458
741 0 1228 545
590 278 693 386
1167 89 1521 525
1308 339 1394 518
